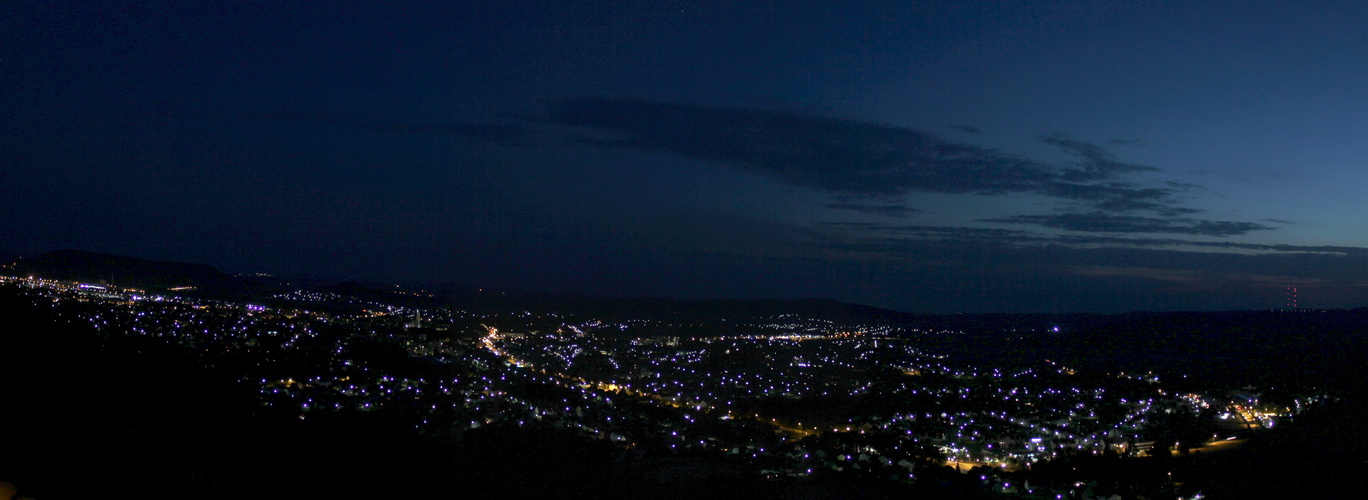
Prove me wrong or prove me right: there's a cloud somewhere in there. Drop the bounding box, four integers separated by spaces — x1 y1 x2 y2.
1040 182 1200 216
542 97 1054 197
1163 180 1206 191
949 124 983 134
1067 265 1324 286
830 222 1368 256
539 97 1275 238
1068 265 1206 283
836 223 1038 240
542 98 1176 201
984 213 1274 236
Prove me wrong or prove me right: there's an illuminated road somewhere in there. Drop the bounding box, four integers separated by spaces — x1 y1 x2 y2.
1186 438 1246 454
945 458 1018 472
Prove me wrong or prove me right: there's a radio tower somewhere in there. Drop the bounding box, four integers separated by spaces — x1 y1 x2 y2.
1286 286 1297 310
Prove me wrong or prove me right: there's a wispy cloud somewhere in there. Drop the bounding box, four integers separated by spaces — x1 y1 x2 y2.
1068 265 1324 286
823 195 921 218
984 213 1274 237
1040 132 1158 182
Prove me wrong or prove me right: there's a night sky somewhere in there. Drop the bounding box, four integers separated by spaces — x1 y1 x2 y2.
6 1 1368 313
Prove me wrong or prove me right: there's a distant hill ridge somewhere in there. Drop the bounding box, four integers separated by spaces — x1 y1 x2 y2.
8 247 266 298
12 249 240 292
452 293 915 322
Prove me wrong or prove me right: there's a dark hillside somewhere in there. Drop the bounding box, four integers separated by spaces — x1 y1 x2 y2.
10 249 249 295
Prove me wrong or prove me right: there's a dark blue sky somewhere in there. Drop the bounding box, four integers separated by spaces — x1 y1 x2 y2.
5 1 1368 313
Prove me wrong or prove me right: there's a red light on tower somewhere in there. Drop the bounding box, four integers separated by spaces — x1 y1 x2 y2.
1286 286 1298 309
